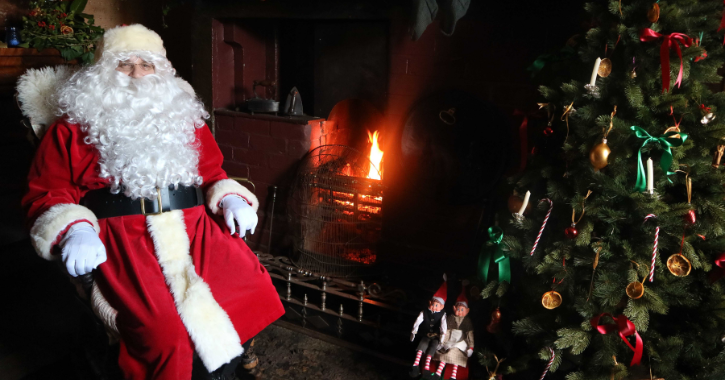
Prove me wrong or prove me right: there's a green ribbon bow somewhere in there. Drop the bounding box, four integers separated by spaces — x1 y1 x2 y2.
478 226 511 284
630 126 688 192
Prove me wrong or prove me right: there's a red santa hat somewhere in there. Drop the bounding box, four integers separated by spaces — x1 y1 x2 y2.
455 280 469 308
94 24 166 62
432 274 447 305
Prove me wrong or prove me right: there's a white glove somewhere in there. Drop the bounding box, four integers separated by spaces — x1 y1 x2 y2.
410 332 416 342
221 195 258 236
59 222 107 277
466 348 473 357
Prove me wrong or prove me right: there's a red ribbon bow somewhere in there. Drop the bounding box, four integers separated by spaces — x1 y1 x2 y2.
590 313 643 366
709 253 725 283
639 28 693 93
701 104 712 113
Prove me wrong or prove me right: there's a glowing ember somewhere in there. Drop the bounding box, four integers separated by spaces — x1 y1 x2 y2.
360 194 383 203
367 130 383 180
340 248 376 264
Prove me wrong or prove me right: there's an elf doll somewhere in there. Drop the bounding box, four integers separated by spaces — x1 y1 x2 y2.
432 282 474 379
410 275 448 377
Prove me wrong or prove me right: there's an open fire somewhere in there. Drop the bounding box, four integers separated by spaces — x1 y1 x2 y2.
293 131 385 277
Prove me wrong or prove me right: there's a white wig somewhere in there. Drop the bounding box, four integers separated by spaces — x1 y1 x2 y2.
57 50 209 200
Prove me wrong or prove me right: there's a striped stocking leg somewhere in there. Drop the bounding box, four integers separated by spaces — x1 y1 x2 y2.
436 362 446 376
424 355 432 371
412 350 423 366
451 365 459 379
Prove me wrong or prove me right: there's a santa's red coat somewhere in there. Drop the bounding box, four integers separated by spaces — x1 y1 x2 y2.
22 119 284 379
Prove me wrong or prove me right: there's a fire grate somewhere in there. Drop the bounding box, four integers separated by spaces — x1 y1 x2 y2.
290 145 383 278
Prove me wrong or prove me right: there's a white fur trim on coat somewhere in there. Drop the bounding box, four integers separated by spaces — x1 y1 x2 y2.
146 210 243 372
16 65 78 139
95 24 166 62
206 179 259 215
30 203 100 260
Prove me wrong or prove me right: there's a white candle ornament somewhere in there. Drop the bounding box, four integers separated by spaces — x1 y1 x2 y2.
518 190 531 216
646 157 654 193
589 57 602 86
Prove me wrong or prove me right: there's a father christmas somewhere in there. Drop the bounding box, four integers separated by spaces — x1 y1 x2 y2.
22 24 283 379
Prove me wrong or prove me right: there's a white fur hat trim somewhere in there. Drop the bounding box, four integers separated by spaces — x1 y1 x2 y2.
95 24 166 61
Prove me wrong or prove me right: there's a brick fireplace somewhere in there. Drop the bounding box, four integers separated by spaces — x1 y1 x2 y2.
205 8 519 275
175 0 585 277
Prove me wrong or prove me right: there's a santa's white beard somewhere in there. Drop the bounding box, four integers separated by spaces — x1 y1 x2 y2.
57 51 209 200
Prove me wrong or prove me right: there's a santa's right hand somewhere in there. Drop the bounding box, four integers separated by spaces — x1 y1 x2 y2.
59 222 107 277
410 333 416 342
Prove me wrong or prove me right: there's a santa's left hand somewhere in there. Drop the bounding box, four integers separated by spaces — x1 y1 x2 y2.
466 348 474 357
221 195 258 236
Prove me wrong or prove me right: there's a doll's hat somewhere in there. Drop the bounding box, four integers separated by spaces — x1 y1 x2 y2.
455 280 469 308
94 24 166 62
432 274 447 305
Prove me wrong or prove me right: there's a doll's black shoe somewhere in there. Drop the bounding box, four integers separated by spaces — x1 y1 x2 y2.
409 365 421 377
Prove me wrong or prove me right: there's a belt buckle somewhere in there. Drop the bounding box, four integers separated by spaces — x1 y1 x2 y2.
141 187 164 216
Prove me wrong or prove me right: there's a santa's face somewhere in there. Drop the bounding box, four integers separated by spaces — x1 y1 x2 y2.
57 50 209 200
428 300 444 312
116 56 156 78
453 303 469 317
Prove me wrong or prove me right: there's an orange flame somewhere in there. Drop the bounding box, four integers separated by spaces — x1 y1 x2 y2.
367 130 383 180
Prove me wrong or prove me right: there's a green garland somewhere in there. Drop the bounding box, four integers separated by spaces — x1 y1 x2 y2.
19 0 104 64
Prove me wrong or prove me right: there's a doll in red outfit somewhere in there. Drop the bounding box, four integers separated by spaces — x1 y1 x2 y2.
410 275 448 377
22 24 283 380
431 282 475 379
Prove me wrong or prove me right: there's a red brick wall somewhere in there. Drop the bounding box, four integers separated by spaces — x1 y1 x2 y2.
214 110 323 252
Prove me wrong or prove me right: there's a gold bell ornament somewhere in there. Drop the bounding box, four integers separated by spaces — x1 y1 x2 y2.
713 145 725 169
647 2 660 23
700 104 716 125
486 307 503 333
590 106 616 171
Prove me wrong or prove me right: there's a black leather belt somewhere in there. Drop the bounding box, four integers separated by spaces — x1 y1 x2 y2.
81 185 205 219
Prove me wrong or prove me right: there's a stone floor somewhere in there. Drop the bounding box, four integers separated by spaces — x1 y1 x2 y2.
242 323 402 380
1 240 404 380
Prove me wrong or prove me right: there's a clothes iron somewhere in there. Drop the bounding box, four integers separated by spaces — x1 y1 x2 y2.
245 80 279 114
283 87 303 116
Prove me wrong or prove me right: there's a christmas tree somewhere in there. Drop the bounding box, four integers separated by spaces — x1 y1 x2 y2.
480 1 725 379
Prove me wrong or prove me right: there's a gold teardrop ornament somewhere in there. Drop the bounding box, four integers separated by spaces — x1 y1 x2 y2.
598 58 613 78
667 254 692 277
626 281 645 299
647 3 660 23
589 139 611 171
542 291 563 309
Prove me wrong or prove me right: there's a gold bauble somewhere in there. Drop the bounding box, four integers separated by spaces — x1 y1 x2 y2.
589 140 611 171
542 291 562 309
667 254 692 277
598 58 613 77
647 2 660 23
626 282 645 299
